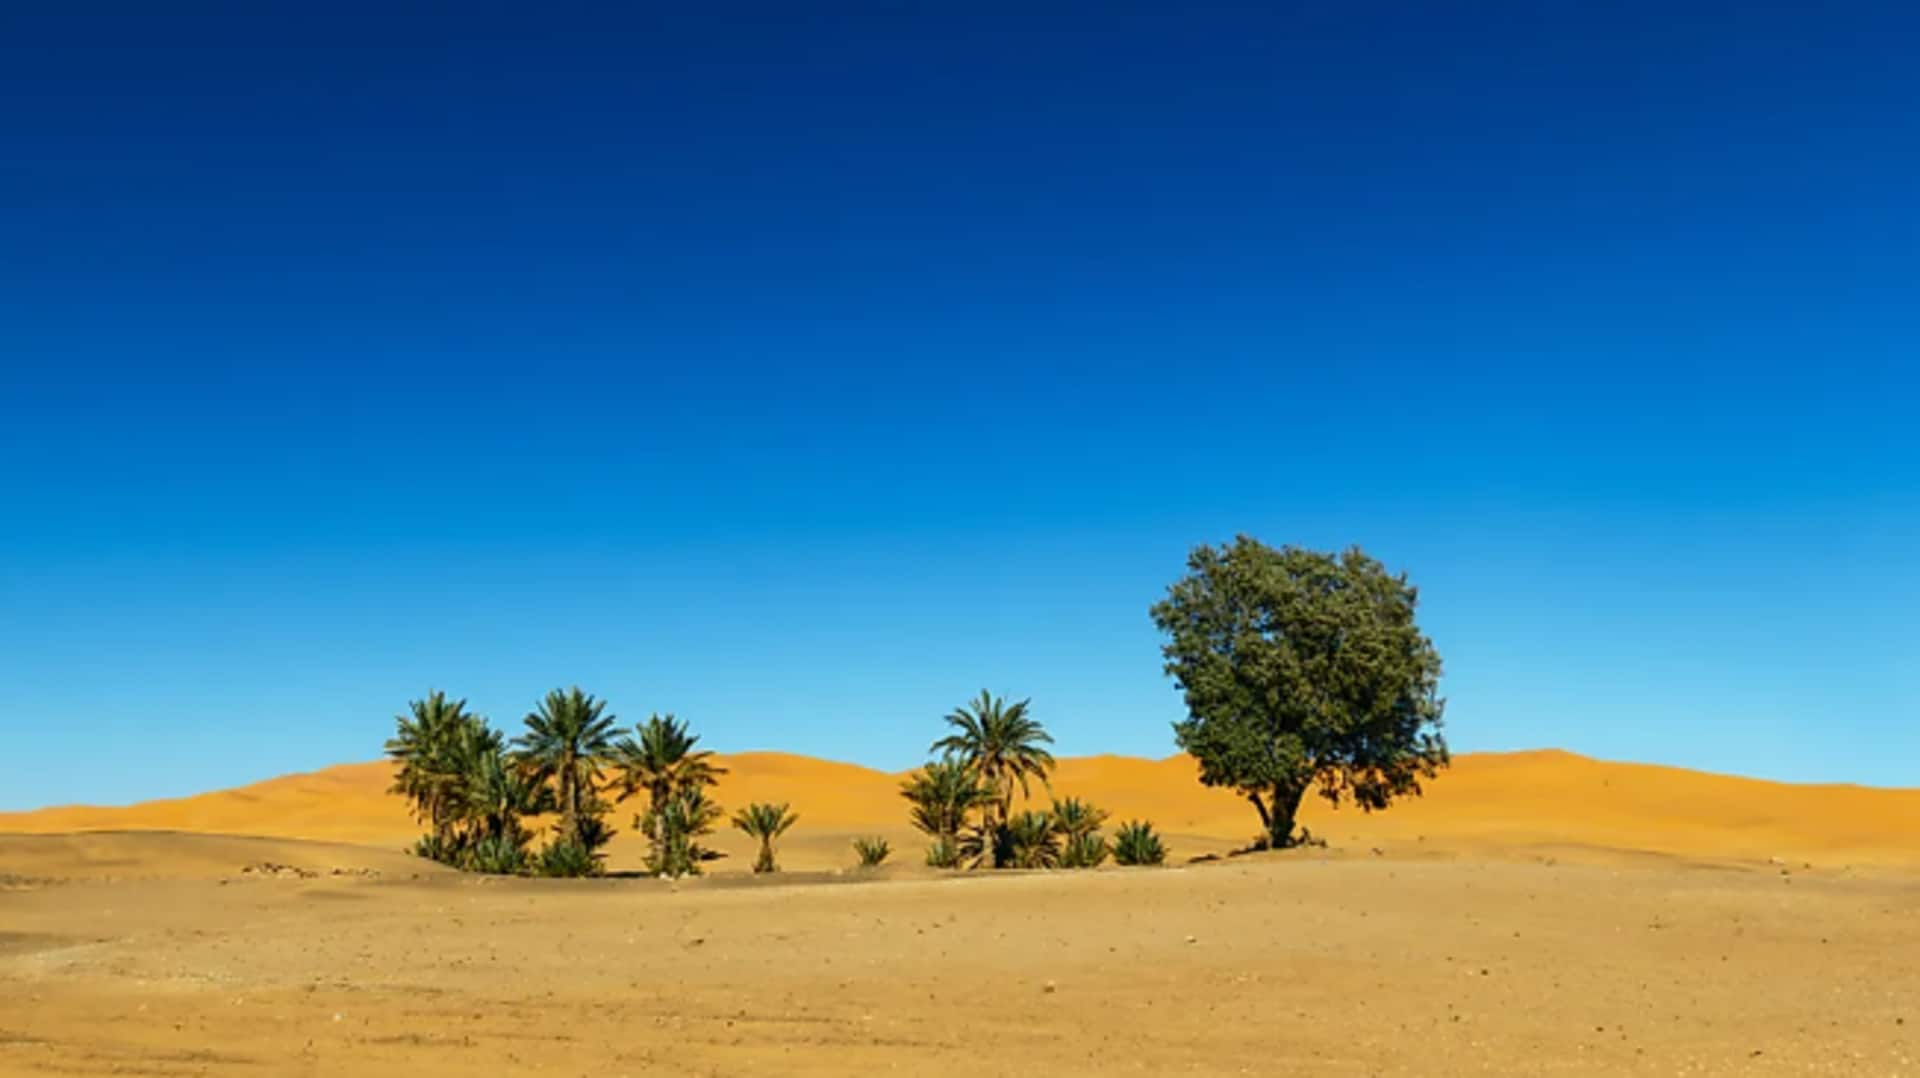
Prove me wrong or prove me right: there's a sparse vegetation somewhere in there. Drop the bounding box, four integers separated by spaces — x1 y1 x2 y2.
732 802 798 874
852 836 891 867
1152 538 1448 849
1111 820 1166 866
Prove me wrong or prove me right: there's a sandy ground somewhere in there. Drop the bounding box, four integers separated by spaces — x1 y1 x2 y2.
3 837 1917 1076
4 752 1918 1075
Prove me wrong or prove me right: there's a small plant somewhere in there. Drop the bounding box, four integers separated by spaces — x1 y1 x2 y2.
924 835 963 868
731 801 799 874
536 838 599 878
852 836 891 868
467 833 530 875
1061 831 1109 868
1111 820 1166 866
410 833 457 865
1005 811 1061 869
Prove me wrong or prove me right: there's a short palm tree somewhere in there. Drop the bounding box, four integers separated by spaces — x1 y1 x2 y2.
1005 810 1061 869
1051 797 1110 868
899 756 993 856
731 801 799 874
514 687 618 848
930 690 1055 864
614 713 726 813
643 787 724 877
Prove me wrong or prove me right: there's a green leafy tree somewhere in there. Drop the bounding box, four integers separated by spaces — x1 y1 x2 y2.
731 801 799 874
1111 820 1166 866
1150 538 1448 849
899 757 993 867
515 687 618 849
930 690 1055 866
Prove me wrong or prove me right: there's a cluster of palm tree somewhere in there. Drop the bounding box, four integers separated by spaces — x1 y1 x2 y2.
898 690 1166 869
387 689 761 877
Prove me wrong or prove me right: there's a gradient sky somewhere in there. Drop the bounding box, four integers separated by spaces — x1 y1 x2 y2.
2 4 1915 810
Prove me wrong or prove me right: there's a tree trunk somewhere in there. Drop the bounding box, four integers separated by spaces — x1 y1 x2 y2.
1246 792 1272 848
1266 781 1309 849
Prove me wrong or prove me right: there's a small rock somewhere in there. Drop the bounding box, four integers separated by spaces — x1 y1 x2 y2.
1042 980 1057 994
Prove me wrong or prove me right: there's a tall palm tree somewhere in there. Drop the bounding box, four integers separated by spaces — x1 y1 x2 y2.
514 687 617 847
930 690 1055 844
385 691 481 846
731 801 799 874
613 713 726 813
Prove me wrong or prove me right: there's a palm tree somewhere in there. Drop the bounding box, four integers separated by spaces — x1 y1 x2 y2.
514 687 618 847
1050 797 1110 868
613 713 726 813
930 690 1055 861
643 786 724 877
385 691 477 846
731 801 799 874
1005 810 1061 869
899 757 993 867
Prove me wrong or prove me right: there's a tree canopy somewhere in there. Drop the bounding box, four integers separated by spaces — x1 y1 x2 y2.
1149 537 1448 849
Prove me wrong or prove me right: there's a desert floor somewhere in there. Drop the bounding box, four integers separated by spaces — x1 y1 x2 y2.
4 751 1918 1075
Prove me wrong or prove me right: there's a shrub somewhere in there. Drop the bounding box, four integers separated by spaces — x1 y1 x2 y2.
1061 831 1109 869
925 835 963 869
1005 811 1061 869
467 833 530 875
536 838 600 878
1111 820 1166 866
853 836 891 867
411 834 457 865
731 801 799 874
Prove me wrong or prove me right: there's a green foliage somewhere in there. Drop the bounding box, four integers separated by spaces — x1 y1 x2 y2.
642 787 723 877
930 690 1055 866
1060 831 1109 868
731 801 799 874
852 836 891 868
1004 810 1061 869
468 833 530 875
1150 538 1448 849
1111 820 1166 866
389 693 549 874
900 757 993 867
515 687 618 849
614 713 726 814
924 835 963 869
536 838 599 878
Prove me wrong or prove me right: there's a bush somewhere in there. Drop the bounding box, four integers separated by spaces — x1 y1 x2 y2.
1111 820 1166 866
924 835 963 869
411 834 457 865
537 838 600 878
1006 811 1061 869
467 833 530 875
852 836 891 867
1060 831 1109 869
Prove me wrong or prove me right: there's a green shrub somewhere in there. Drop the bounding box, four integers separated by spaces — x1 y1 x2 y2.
853 836 891 867
925 835 963 868
467 833 530 875
1005 811 1061 869
1060 831 1109 868
1111 820 1166 866
536 839 600 878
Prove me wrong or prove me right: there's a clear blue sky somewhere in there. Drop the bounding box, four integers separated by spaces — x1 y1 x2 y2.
2 4 1915 810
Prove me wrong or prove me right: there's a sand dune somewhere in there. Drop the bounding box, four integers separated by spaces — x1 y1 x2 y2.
4 749 1916 876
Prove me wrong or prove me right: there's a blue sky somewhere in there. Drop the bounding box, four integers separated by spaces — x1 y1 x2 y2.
2 4 1915 809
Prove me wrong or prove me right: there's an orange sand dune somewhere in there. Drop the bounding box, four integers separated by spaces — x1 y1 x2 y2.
4 749 1916 872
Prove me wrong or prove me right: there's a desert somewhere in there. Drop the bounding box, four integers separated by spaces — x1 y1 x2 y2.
4 748 1918 1076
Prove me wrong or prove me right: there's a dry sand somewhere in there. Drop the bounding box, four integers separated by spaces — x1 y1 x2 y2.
3 751 1918 1074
